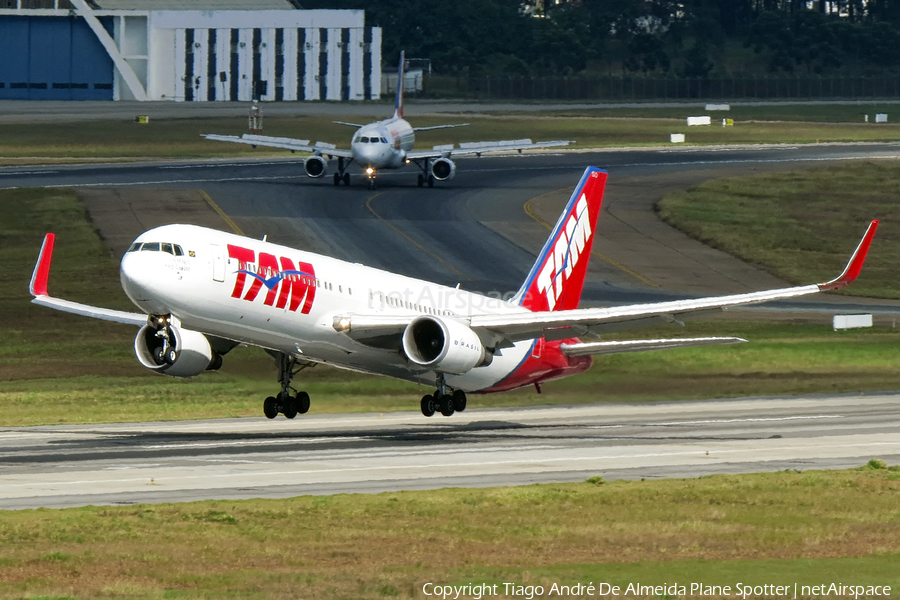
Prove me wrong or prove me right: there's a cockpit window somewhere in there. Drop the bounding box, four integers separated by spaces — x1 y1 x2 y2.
360 136 369 143
174 244 184 256
161 243 174 255
380 137 388 143
127 242 142 252
141 242 160 252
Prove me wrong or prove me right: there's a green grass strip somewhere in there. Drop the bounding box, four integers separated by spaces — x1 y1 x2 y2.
658 161 900 299
0 467 897 599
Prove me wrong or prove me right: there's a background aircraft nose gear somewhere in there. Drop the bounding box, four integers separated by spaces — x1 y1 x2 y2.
420 374 467 417
263 352 313 419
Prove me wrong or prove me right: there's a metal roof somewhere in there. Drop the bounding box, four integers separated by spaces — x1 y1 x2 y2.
95 0 297 9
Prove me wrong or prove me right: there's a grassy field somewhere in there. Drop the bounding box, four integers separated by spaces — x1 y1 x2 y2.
658 161 900 300
0 465 897 599
3 102 900 164
4 186 900 426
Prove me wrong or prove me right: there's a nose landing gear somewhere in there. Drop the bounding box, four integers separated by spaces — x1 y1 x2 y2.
263 351 313 419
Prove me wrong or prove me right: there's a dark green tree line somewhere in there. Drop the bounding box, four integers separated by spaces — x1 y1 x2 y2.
299 0 900 76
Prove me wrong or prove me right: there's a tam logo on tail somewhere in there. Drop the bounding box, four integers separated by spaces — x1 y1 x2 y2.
516 168 608 312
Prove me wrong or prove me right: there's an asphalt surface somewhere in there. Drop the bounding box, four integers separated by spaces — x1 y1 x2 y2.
4 141 900 306
3 139 900 508
1 394 897 509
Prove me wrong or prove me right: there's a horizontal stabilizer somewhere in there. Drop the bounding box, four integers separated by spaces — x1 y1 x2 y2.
560 336 746 357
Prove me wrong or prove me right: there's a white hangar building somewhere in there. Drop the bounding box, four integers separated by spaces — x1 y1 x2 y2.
0 0 382 102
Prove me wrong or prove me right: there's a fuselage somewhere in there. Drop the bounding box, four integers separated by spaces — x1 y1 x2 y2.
119 224 591 392
349 115 415 171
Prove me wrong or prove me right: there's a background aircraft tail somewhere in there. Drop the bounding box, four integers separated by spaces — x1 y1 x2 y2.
393 51 405 119
514 167 608 312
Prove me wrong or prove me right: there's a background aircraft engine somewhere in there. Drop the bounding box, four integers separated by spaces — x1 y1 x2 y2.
430 158 456 181
401 316 490 374
134 324 222 378
304 155 328 178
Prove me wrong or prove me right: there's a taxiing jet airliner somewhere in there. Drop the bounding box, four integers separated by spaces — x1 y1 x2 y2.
203 52 573 189
30 168 877 419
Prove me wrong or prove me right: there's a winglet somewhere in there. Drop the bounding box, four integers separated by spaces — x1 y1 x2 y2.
819 219 879 291
30 233 56 297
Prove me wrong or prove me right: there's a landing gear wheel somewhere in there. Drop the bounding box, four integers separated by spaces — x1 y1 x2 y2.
295 391 311 414
420 394 436 417
417 174 424 187
333 173 340 186
427 175 434 188
281 393 297 419
342 173 350 186
452 390 467 412
439 394 455 417
153 347 165 365
263 396 278 419
165 348 177 365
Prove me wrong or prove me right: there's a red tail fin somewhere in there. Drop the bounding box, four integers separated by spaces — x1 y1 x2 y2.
515 167 607 312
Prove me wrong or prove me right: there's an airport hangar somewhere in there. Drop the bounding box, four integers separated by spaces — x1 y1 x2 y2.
0 0 382 102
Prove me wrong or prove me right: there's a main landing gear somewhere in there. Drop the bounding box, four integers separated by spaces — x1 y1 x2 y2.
420 374 467 417
263 352 312 419
332 157 352 186
416 158 435 188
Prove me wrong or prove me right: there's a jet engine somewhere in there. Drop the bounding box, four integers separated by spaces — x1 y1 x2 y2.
430 157 457 181
134 324 222 378
304 155 328 178
401 316 491 374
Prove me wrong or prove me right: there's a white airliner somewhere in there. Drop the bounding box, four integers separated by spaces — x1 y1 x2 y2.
203 52 573 189
30 167 877 419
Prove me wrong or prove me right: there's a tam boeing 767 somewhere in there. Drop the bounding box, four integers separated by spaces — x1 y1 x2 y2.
29 167 877 419
203 52 573 189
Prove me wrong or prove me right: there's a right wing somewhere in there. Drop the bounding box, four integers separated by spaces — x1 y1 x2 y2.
468 219 879 347
203 134 354 159
334 220 878 349
30 233 148 326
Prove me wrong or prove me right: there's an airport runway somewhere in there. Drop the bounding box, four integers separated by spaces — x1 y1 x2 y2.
1 394 898 509
2 141 900 509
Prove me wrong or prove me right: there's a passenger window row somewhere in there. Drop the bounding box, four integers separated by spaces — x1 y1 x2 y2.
127 242 185 256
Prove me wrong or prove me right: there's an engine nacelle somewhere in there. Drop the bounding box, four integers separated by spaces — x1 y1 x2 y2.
401 316 490 374
304 155 328 178
430 157 456 181
134 324 222 378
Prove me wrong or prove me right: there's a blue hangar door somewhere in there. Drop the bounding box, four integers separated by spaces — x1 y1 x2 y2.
0 16 114 100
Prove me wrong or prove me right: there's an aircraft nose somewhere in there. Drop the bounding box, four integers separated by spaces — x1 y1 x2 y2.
120 252 154 301
356 144 384 165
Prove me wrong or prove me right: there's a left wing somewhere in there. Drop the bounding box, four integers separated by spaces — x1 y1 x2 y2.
407 138 573 160
29 233 148 326
334 220 878 349
413 123 470 132
202 134 354 159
